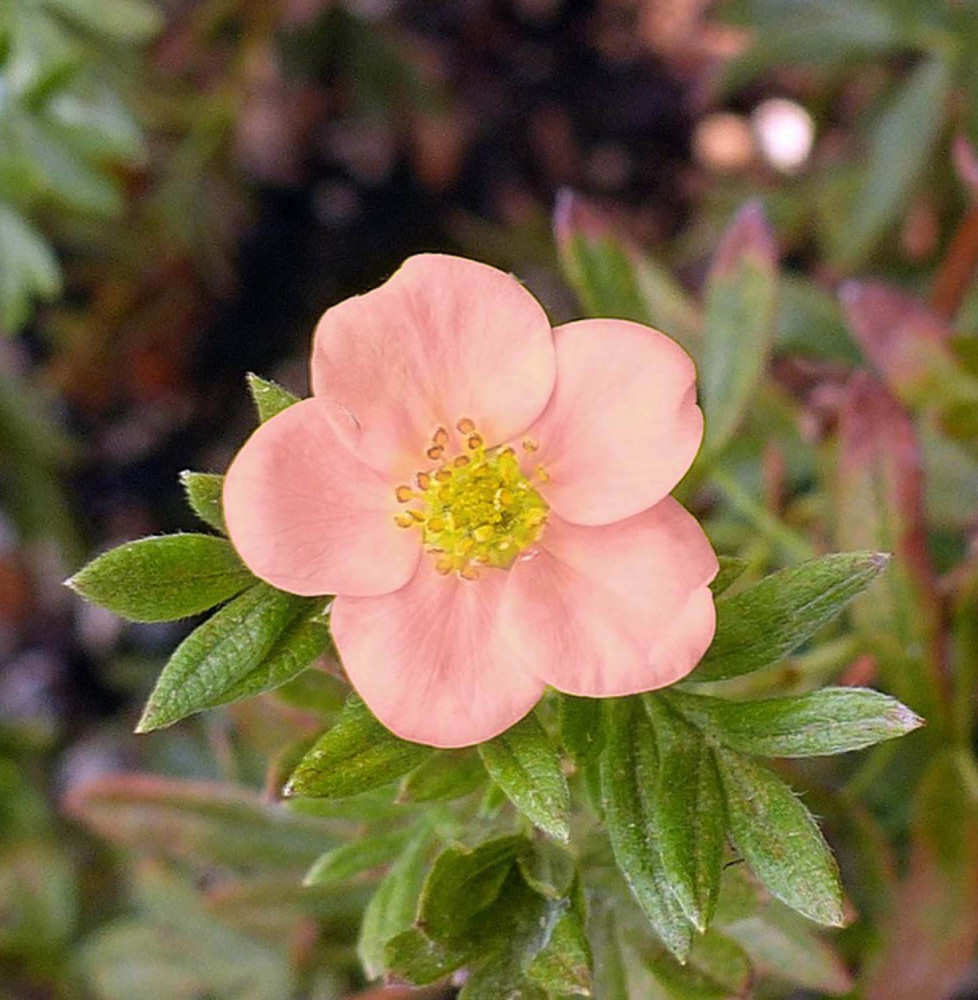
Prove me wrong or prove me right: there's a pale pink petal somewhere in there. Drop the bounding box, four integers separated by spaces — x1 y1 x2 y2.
500 499 717 696
311 254 556 478
224 398 420 597
331 565 545 748
523 319 703 526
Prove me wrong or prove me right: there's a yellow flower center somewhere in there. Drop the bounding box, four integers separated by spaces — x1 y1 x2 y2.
394 420 549 579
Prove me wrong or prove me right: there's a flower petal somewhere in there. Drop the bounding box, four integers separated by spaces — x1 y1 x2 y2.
224 398 420 597
524 319 703 525
311 254 556 478
331 565 545 748
500 499 718 696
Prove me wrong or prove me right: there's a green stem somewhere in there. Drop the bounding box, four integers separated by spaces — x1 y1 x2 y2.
711 470 816 564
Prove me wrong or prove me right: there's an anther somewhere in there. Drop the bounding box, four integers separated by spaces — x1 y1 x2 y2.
536 465 550 483
435 557 454 575
454 455 471 468
435 468 452 482
416 472 431 490
428 517 445 533
409 509 425 522
395 485 414 503
426 445 444 460
460 566 480 581
467 434 484 450
495 488 514 507
473 525 494 543
522 438 539 452
394 513 414 528
433 427 449 447
457 417 475 434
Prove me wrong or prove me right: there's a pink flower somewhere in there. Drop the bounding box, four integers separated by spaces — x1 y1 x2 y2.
224 255 717 748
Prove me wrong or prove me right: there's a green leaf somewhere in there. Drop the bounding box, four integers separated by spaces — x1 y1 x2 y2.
17 114 123 215
686 930 752 999
716 870 852 995
0 841 76 955
0 369 80 559
359 831 433 979
45 85 146 165
179 471 226 534
65 774 334 871
722 912 850 994
135 585 317 731
917 420 978 531
285 694 433 798
718 0 905 92
2 8 83 105
836 57 951 267
385 925 487 987
80 917 292 1000
710 556 750 596
688 551 889 682
589 905 630 1000
666 687 922 758
559 694 604 812
715 748 843 926
458 962 547 999
700 201 778 456
385 867 550 990
246 373 300 423
398 750 486 803
272 667 347 716
599 699 693 961
79 863 294 1000
68 534 254 623
554 189 701 351
43 0 163 42
0 201 62 333
456 872 583 999
209 616 331 709
559 695 603 766
643 696 724 930
478 712 571 842
303 828 412 887
517 840 576 900
416 835 528 941
646 930 752 1000
525 899 593 997
776 275 860 363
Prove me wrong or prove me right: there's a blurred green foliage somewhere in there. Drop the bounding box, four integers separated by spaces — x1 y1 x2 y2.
0 0 157 332
6 0 978 998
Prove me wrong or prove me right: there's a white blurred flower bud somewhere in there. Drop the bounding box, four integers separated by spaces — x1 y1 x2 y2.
752 98 815 174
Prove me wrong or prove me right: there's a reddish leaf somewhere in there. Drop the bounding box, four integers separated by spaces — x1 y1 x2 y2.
838 282 978 411
952 135 978 201
863 750 978 1000
834 372 946 724
64 774 335 870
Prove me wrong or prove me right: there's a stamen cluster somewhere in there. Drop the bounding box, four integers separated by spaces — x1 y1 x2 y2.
395 419 548 578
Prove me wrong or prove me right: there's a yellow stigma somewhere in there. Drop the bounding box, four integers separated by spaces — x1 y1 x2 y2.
394 421 549 578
